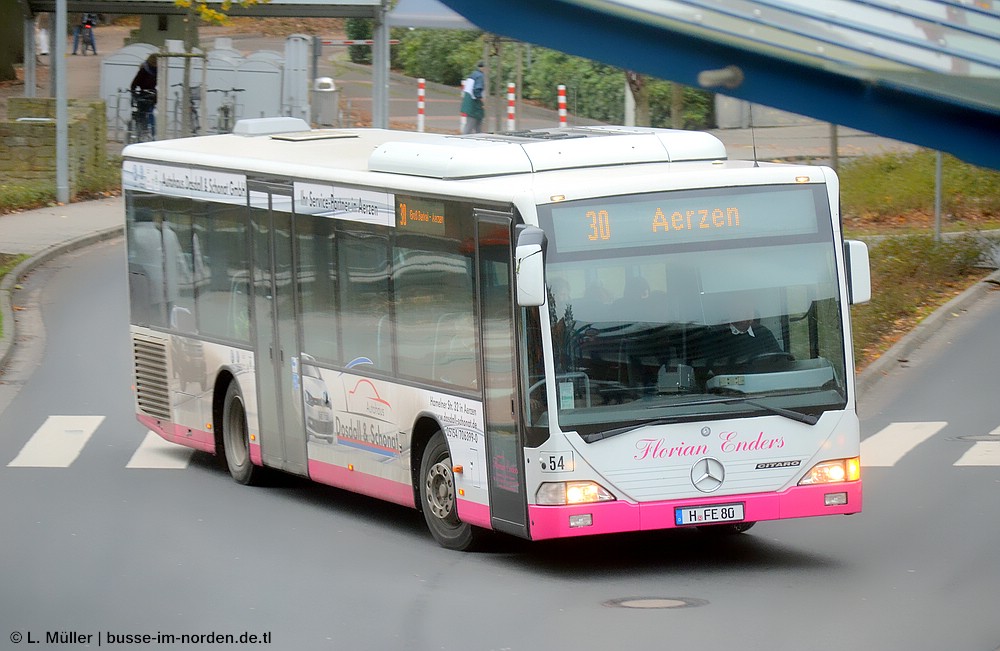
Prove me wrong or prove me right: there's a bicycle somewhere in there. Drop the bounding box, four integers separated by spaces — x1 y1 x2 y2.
207 87 245 133
126 89 156 144
171 83 201 137
79 14 97 55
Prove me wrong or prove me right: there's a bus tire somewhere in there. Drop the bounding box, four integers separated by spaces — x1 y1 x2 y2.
420 431 478 551
222 381 264 486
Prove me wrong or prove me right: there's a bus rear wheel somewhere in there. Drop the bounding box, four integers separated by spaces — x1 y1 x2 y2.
420 431 479 551
222 382 265 486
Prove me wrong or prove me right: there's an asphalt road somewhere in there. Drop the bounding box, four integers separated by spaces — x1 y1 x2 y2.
1 240 998 651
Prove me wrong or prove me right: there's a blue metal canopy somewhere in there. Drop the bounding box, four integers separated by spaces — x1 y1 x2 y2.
438 0 1000 170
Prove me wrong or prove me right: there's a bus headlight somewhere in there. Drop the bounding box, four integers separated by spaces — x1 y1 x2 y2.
798 457 861 485
536 481 616 505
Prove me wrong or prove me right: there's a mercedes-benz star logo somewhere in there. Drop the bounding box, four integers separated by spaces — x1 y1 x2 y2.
691 457 725 493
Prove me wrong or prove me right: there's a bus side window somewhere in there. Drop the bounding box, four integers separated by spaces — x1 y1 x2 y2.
432 313 477 388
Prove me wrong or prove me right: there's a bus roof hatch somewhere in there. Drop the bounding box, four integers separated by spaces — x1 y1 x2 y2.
367 127 727 179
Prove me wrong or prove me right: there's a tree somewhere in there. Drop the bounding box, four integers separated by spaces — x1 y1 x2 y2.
1 0 24 83
176 0 270 25
626 71 650 126
172 0 270 134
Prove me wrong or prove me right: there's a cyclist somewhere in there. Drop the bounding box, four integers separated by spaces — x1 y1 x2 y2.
130 55 158 137
73 13 99 55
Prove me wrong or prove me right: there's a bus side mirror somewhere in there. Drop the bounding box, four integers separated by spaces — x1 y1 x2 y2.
515 225 547 307
845 240 871 305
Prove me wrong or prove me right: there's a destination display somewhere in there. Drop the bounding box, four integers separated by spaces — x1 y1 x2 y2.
546 185 821 253
396 195 447 235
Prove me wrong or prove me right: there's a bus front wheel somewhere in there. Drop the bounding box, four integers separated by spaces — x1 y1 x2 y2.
420 431 479 551
222 382 265 486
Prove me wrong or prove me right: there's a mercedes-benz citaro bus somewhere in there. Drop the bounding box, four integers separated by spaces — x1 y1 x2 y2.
123 119 871 550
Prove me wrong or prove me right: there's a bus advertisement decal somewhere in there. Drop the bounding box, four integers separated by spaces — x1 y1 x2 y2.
294 182 394 227
122 160 247 205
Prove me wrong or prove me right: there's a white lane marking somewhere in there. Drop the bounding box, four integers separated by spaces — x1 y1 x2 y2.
126 431 195 469
861 421 947 467
7 415 105 467
954 442 1000 466
954 426 1000 466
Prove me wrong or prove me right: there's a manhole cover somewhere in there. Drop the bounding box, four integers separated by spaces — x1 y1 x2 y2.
604 597 708 609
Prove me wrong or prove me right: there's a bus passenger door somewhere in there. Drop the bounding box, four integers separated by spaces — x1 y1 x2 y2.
477 211 529 537
248 186 308 476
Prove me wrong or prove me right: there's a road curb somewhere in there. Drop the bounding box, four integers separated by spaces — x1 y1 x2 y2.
856 267 1000 397
0 226 123 375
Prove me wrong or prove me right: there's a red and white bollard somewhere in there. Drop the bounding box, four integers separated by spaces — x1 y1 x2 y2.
507 82 516 132
558 84 567 128
417 78 426 133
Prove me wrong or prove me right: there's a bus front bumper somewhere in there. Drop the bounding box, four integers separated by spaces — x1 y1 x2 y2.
526 481 862 540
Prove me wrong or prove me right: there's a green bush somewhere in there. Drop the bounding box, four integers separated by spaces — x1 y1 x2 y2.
345 18 374 65
76 155 122 198
390 29 714 128
522 49 626 123
850 233 992 364
646 80 715 130
0 253 28 338
395 29 483 87
344 18 406 69
0 182 54 213
841 151 1000 221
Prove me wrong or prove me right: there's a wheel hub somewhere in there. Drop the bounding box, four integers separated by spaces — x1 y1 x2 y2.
426 461 455 519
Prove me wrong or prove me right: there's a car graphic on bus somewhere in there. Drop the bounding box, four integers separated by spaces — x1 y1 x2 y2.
301 354 334 442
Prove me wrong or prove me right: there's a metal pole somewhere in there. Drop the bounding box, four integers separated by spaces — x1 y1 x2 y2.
55 0 69 204
624 77 635 126
506 82 515 132
557 85 567 128
371 2 390 129
830 124 839 171
493 38 503 132
23 17 37 98
156 52 167 140
516 43 523 131
311 36 320 126
417 78 425 133
934 151 943 243
481 40 490 131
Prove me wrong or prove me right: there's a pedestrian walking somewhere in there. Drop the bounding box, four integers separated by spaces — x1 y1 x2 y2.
460 61 485 134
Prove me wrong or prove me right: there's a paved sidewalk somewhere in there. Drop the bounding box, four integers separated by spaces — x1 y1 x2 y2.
0 196 124 371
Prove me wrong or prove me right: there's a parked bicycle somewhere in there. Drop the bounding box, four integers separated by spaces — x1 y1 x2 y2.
207 87 246 133
126 89 156 144
171 83 202 137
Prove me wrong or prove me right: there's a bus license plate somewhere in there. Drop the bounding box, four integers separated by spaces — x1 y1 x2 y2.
675 503 745 526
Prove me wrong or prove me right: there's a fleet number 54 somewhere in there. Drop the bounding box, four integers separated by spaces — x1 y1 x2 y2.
540 451 575 472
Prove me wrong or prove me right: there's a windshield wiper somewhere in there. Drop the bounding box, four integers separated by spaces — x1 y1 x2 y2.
582 417 682 443
581 396 763 442
726 398 818 426
579 395 818 443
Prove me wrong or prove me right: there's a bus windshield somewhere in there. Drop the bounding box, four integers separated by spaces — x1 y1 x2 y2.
532 184 847 435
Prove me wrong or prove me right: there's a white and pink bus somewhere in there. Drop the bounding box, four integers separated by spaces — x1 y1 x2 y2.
123 120 870 550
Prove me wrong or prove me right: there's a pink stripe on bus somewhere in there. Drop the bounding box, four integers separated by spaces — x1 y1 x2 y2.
308 459 416 509
456 499 492 529
527 481 862 540
138 413 216 454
